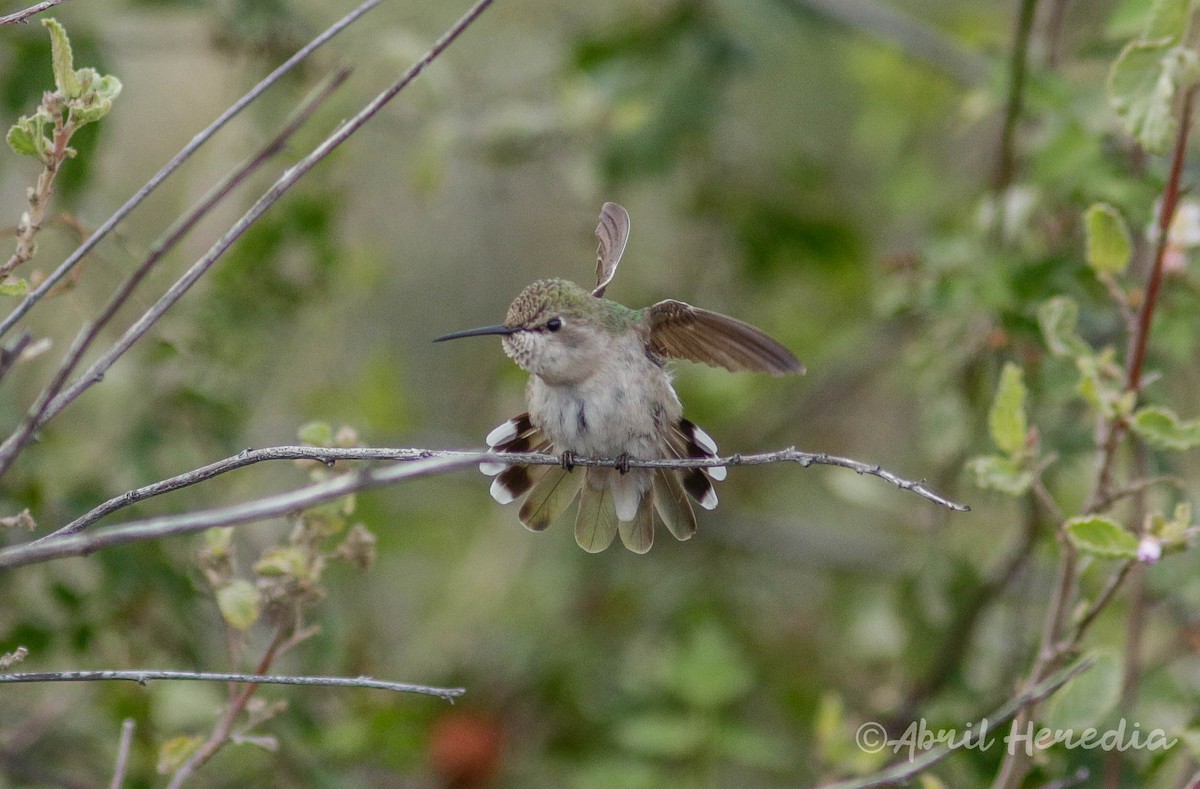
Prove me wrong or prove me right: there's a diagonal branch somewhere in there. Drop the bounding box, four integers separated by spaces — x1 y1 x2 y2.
0 670 464 701
0 69 352 478
0 454 479 570
41 444 972 542
817 657 1093 789
0 0 497 478
0 0 382 340
0 0 71 25
0 446 969 570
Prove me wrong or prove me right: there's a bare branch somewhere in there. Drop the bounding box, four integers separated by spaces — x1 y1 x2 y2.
0 670 464 701
818 657 1093 789
0 455 479 570
0 0 382 340
0 68 352 477
0 0 71 25
1 445 966 569
109 718 135 789
0 0 497 477
43 444 971 541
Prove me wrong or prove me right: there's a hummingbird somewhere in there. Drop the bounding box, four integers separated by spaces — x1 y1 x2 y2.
435 202 803 553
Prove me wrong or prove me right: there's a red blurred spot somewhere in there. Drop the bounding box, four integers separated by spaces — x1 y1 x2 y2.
428 711 504 788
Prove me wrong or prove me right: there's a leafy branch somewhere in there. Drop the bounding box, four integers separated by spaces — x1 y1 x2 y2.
3 19 121 284
0 0 493 478
0 0 384 340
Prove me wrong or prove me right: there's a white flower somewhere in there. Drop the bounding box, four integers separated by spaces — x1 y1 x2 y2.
1137 536 1163 565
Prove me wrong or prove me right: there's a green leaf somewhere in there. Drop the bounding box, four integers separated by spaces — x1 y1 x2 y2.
1109 40 1200 154
157 735 202 774
298 420 333 446
6 123 40 158
1130 405 1200 449
967 455 1034 496
1066 515 1139 558
215 579 261 631
202 526 234 558
1042 650 1123 731
1038 297 1091 358
42 18 81 99
614 713 707 758
1084 203 1133 274
989 362 1028 457
0 279 30 296
67 69 123 124
1144 0 1194 40
253 546 308 578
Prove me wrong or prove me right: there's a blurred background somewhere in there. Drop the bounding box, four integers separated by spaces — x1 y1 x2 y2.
3 0 1200 786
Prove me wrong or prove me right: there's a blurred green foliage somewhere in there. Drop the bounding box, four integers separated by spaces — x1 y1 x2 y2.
1 0 1200 787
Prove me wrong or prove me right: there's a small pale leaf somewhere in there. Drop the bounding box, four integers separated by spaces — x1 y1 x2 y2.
298 421 333 446
1144 0 1193 40
157 735 203 774
967 455 1034 496
1066 515 1139 559
1038 297 1091 358
1109 40 1199 154
6 124 40 158
0 279 30 296
1084 203 1133 274
42 19 81 98
254 547 308 578
216 579 261 631
989 362 1028 457
1130 405 1200 449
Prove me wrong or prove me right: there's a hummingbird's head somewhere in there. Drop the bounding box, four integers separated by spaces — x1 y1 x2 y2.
436 278 624 386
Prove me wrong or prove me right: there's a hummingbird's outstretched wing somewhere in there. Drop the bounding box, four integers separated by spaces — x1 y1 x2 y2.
645 300 805 376
593 202 630 298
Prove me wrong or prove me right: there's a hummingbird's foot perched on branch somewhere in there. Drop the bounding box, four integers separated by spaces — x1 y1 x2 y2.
616 453 630 474
559 450 575 471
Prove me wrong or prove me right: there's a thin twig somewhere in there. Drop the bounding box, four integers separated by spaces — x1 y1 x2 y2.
992 0 1040 200
1094 474 1187 511
0 0 70 25
0 0 496 478
0 455 479 570
0 670 464 700
817 658 1093 789
0 68 352 478
1126 86 1197 395
108 718 135 789
167 622 311 787
0 0 382 340
43 444 972 541
1 446 967 570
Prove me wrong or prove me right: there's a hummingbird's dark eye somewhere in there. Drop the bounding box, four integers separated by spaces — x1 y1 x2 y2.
546 317 563 332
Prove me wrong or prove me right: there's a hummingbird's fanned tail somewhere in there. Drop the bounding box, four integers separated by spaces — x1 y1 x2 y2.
575 473 618 552
518 466 582 532
671 418 722 511
617 492 655 553
482 412 553 506
653 469 696 541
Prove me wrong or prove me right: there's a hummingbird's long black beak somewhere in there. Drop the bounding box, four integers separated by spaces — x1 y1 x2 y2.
433 324 517 342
